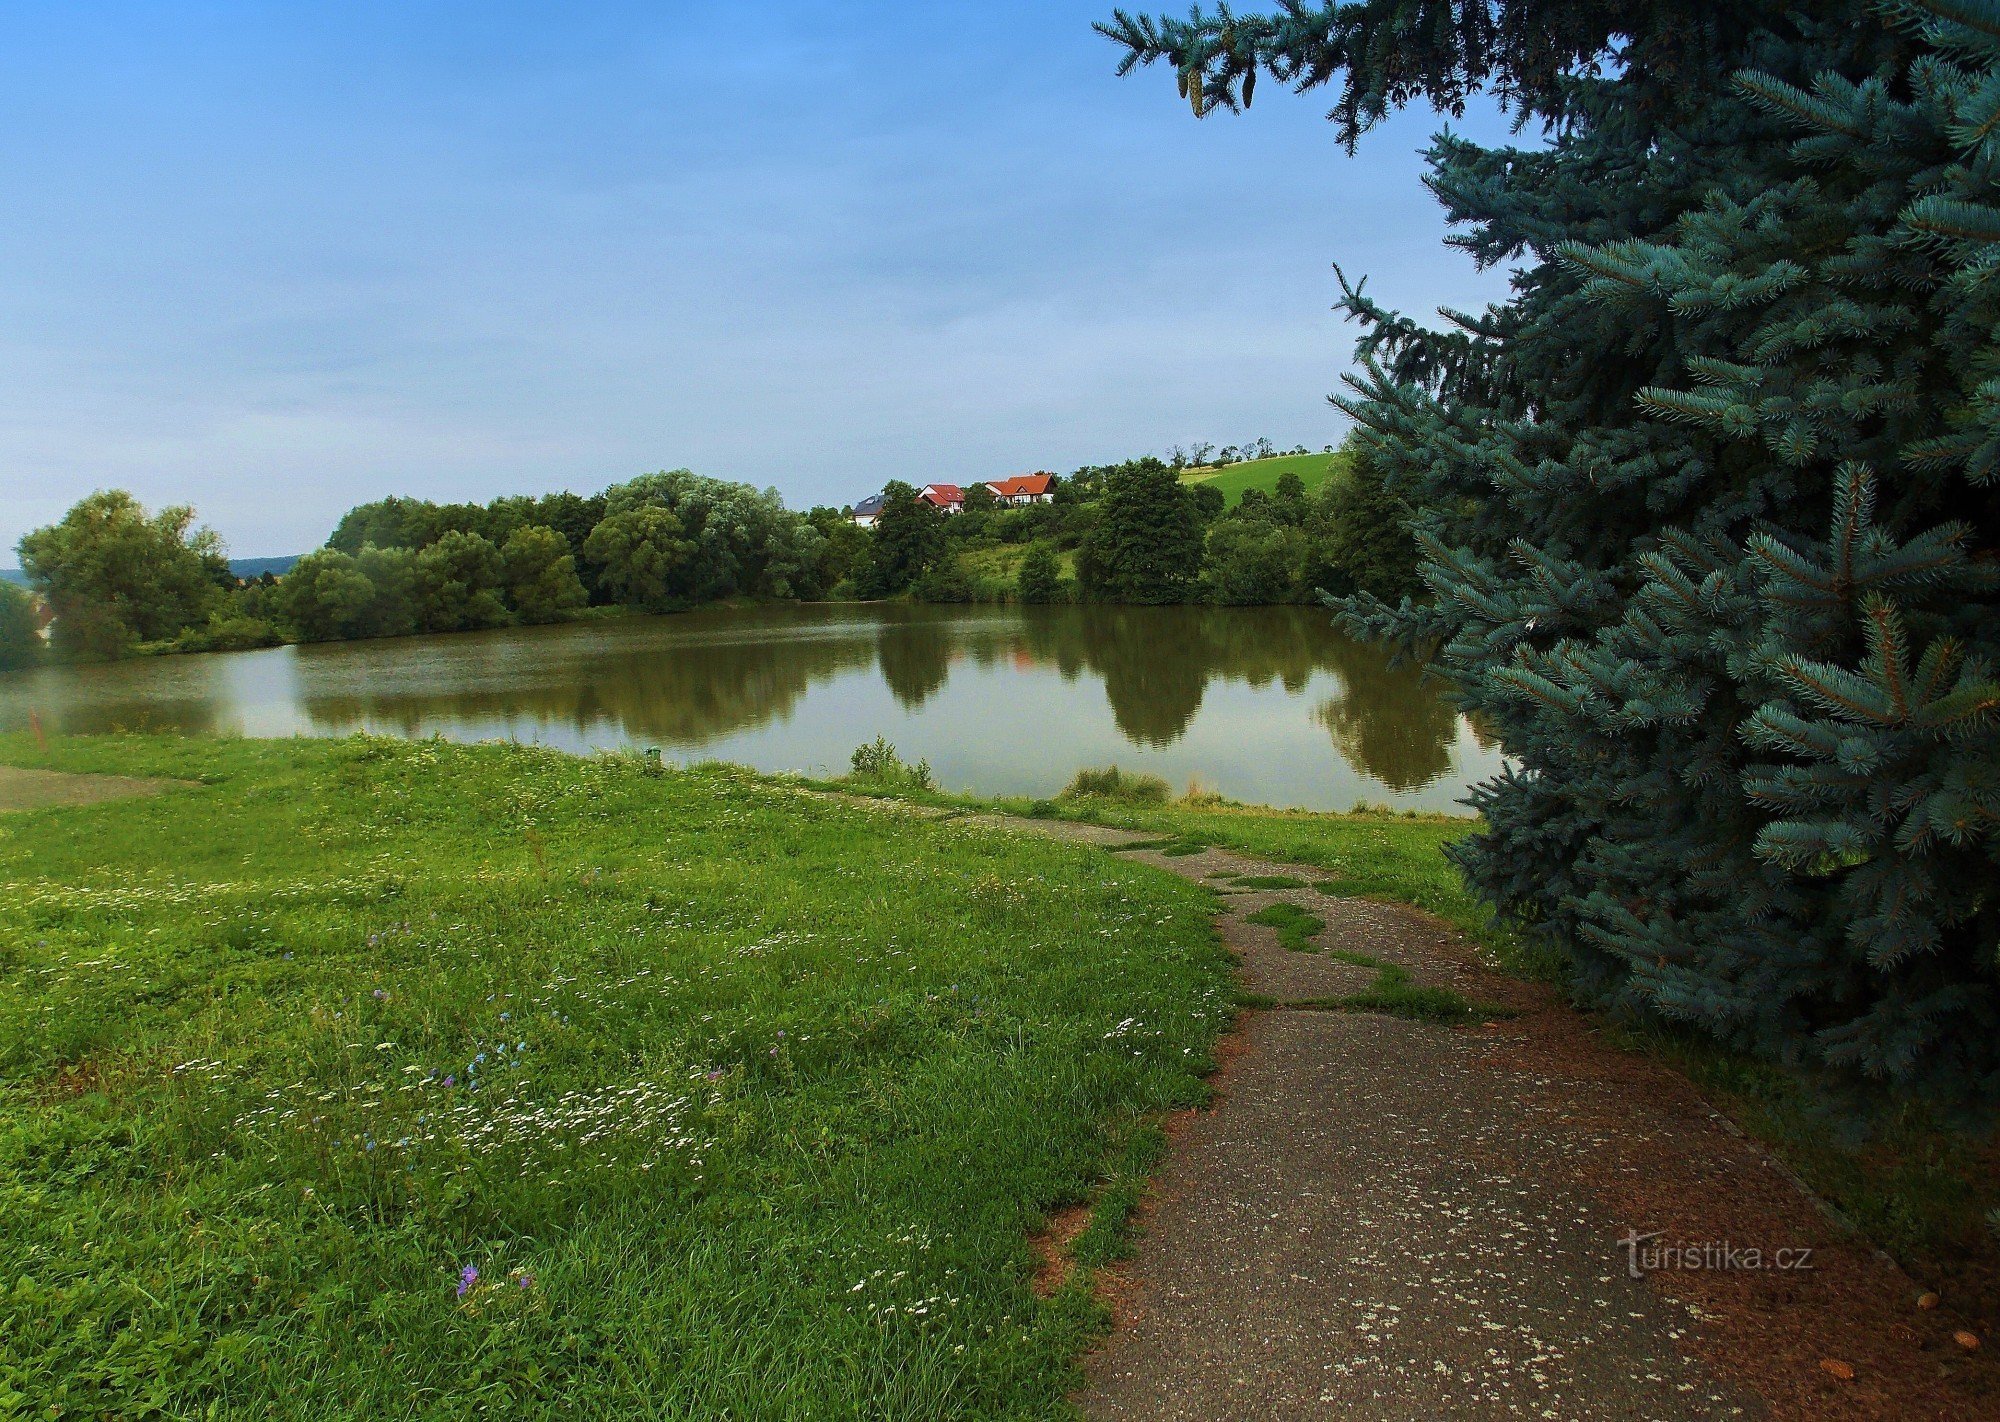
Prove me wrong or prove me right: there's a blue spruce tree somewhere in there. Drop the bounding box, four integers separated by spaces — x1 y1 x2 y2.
1102 0 2000 1104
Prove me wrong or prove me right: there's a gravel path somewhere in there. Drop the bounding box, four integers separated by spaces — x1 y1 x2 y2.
970 816 1999 1422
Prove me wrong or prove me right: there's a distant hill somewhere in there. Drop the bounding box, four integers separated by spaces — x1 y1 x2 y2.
1 556 298 588
1179 451 1351 508
226 556 301 580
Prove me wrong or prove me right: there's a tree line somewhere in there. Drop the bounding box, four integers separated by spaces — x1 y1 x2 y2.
2 473 853 662
853 435 1420 607
3 440 1419 667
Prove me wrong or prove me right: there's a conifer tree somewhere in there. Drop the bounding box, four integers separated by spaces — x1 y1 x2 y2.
1103 0 2000 1103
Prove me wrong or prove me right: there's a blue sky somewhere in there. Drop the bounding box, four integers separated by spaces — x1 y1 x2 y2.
0 1 1517 558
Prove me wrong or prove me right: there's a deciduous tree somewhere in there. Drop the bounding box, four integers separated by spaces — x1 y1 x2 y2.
501 525 588 624
1077 461 1204 604
857 482 943 597
18 490 221 659
413 531 507 633
583 506 694 612
0 581 42 670
1016 541 1065 603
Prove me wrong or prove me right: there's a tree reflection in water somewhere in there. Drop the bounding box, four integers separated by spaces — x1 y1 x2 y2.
1310 637 1457 792
0 603 1476 797
294 609 877 745
874 616 957 710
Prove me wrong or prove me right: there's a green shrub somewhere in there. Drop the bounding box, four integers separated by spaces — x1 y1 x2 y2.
914 558 976 603
1061 766 1170 804
847 736 934 791
174 614 284 653
1016 542 1065 604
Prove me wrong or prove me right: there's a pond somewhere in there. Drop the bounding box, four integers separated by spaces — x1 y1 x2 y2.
0 603 1504 812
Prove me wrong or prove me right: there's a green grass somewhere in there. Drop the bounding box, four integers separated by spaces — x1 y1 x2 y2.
1236 904 1504 1024
1243 903 1326 953
1304 960 1508 1026
1178 451 1351 508
1029 798 1556 981
0 734 1234 1419
953 543 1076 592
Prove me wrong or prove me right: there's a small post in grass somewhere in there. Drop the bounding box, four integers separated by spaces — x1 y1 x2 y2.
644 746 663 776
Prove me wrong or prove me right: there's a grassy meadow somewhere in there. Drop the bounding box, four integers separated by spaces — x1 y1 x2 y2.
0 734 1232 1419
1178 450 1350 508
951 543 1078 596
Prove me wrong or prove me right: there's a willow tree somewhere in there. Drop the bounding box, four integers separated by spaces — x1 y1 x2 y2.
1101 0 2000 1104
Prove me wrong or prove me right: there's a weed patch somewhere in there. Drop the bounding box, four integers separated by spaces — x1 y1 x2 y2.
1062 766 1170 805
1244 902 1326 953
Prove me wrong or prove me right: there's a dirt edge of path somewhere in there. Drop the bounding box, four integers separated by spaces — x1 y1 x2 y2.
0 764 190 813
996 822 2000 1422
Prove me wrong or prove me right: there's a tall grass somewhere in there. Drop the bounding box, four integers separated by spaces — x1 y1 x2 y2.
1060 766 1170 805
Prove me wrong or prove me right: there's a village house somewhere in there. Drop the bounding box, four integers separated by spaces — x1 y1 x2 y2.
918 484 965 514
849 473 1055 526
984 473 1054 506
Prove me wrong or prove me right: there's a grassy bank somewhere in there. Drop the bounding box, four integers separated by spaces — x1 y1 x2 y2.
830 768 1548 979
0 734 1232 1418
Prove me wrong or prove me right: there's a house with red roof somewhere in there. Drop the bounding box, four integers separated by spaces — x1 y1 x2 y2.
983 473 1055 506
918 484 966 514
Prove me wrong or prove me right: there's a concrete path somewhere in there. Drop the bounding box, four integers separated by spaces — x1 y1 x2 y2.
968 817 1998 1422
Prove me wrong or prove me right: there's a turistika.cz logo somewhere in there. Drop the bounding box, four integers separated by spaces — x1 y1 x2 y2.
1617 1230 1815 1279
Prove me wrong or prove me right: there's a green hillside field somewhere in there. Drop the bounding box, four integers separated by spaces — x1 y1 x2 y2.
1179 451 1351 508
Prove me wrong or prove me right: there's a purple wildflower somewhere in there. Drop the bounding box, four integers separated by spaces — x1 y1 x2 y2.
456 1265 478 1299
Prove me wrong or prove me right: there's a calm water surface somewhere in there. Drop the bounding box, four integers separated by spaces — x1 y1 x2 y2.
0 604 1503 812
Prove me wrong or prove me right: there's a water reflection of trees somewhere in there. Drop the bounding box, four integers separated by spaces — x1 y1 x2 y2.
296 619 876 746
1020 607 1212 745
299 605 1470 792
875 617 956 710
1011 606 1459 788
0 660 229 737
1312 638 1457 792
12 604 1471 793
